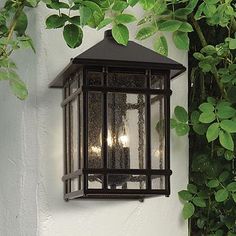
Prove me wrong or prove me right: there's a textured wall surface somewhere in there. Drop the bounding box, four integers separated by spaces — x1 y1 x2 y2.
0 5 188 236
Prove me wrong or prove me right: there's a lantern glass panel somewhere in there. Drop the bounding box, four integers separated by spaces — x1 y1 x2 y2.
108 72 146 88
150 74 165 89
70 77 79 93
71 178 79 192
88 92 103 168
107 175 146 189
87 71 102 86
70 98 79 172
65 103 70 174
151 175 165 190
88 174 103 189
151 95 165 170
107 93 146 170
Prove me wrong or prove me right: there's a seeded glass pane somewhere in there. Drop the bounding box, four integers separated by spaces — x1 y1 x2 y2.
71 178 79 192
88 92 103 168
151 74 165 89
79 95 83 170
107 175 146 189
151 175 165 190
70 98 79 172
87 71 102 86
88 175 103 189
108 73 145 88
107 93 146 172
65 103 71 193
70 78 79 94
151 95 165 169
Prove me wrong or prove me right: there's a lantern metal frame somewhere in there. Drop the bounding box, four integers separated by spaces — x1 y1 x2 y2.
50 30 186 201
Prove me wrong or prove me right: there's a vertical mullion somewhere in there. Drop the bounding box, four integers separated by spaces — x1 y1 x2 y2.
83 68 88 192
77 73 81 191
63 87 68 199
68 82 72 194
102 67 108 189
164 71 171 196
145 70 151 190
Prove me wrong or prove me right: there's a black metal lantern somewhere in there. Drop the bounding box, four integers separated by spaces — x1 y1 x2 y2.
49 30 186 201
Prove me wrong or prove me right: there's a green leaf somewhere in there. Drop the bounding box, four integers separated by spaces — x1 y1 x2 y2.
49 1 69 9
153 0 167 14
42 0 51 3
227 182 236 192
220 120 236 133
187 184 197 194
9 75 28 100
197 219 205 229
178 22 194 32
175 8 193 18
0 70 10 80
175 123 190 136
232 193 236 203
115 14 136 24
46 15 67 29
225 150 234 161
15 12 28 36
191 111 200 124
207 179 219 188
199 112 215 123
182 202 195 220
128 0 139 7
112 24 129 46
199 61 212 72
26 0 38 7
174 106 188 123
170 118 178 129
207 97 216 105
153 36 168 56
68 16 80 26
178 190 193 201
140 0 155 10
17 35 36 53
227 86 236 103
229 38 236 50
63 24 83 48
193 124 207 135
192 197 206 208
83 1 102 13
112 1 128 12
193 52 204 60
201 45 216 55
158 20 182 32
219 130 234 151
136 26 156 40
173 31 189 50
87 11 104 28
199 102 214 112
80 6 92 26
97 18 113 30
217 106 236 119
219 171 230 182
206 123 219 142
215 189 229 202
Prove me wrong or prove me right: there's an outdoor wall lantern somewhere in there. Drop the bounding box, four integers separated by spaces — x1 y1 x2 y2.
49 30 186 201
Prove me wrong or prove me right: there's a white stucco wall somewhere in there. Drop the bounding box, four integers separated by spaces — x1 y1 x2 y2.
0 5 188 236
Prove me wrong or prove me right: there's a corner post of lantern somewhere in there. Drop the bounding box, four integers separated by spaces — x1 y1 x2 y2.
145 69 152 191
165 70 172 197
49 29 186 201
82 66 88 193
102 66 108 190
